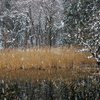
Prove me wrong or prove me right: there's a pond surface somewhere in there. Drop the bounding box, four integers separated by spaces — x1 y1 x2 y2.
0 68 100 100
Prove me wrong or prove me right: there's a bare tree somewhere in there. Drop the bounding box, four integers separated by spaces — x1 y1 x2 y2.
38 0 64 47
0 0 64 48
77 10 100 66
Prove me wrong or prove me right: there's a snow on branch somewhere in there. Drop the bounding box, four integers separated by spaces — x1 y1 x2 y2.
77 48 89 52
96 58 100 62
86 56 93 59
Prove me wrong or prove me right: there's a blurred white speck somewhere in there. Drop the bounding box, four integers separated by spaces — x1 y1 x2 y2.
2 88 4 93
2 79 4 84
98 55 100 58
12 54 14 57
13 38 15 41
1 18 3 21
27 49 29 52
4 98 6 100
22 57 24 61
42 61 43 64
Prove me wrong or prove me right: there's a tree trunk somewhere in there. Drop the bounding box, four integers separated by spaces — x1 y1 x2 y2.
25 29 28 47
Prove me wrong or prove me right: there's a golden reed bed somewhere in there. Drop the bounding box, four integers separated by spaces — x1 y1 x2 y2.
0 46 97 70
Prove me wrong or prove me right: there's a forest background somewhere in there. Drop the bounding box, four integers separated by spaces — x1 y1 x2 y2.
0 0 100 66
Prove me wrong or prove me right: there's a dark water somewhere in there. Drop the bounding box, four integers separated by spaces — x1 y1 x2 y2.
0 75 100 100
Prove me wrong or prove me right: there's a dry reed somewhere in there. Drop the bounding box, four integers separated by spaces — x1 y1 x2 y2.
0 46 97 70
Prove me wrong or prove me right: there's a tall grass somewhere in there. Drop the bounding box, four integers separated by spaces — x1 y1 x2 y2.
0 46 97 70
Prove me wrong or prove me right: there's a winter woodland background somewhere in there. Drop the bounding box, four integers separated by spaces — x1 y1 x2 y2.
0 0 64 48
0 0 100 51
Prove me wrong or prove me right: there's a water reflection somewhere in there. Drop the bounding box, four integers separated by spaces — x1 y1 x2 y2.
0 75 100 100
